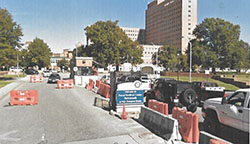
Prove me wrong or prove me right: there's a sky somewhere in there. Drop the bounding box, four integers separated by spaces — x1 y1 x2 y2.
0 0 249 53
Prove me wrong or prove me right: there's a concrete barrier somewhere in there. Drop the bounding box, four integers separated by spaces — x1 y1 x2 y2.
199 131 232 144
138 106 181 141
93 96 109 109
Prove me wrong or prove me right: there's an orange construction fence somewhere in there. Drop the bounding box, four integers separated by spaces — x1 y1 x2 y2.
10 90 38 105
57 79 74 89
172 107 199 143
30 75 43 83
97 82 110 98
148 99 168 116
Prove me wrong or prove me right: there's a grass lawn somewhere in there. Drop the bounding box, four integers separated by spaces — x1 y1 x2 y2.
0 81 12 88
0 73 26 88
0 73 26 78
222 74 250 83
161 76 239 90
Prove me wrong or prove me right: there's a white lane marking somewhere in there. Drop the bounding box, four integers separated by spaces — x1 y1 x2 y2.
0 130 21 142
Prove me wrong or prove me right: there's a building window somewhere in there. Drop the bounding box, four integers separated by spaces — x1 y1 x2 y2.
188 15 191 17
188 5 191 8
188 23 191 25
188 28 191 30
188 10 191 12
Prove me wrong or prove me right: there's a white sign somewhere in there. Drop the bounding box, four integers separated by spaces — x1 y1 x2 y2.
205 70 210 75
73 67 78 72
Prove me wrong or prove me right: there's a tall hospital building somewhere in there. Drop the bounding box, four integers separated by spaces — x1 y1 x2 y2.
146 0 197 53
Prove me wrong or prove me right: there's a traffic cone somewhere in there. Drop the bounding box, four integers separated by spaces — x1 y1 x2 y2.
121 102 127 120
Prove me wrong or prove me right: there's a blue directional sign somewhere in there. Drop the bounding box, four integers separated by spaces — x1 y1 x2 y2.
116 90 144 105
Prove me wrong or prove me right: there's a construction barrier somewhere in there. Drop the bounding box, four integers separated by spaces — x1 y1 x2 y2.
57 79 74 89
210 139 229 144
97 82 110 98
199 131 232 144
172 107 199 143
30 75 43 83
10 90 38 105
148 99 168 116
89 79 94 91
96 80 100 88
139 106 181 141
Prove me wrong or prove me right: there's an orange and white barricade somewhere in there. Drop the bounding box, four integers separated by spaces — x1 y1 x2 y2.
57 79 74 89
172 107 199 143
10 90 38 105
97 82 110 98
30 75 43 83
148 99 168 116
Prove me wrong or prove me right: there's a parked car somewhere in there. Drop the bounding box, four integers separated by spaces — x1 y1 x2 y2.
140 75 151 83
25 69 39 75
145 78 197 112
202 89 250 135
42 70 52 77
118 74 151 92
9 67 23 72
47 73 60 83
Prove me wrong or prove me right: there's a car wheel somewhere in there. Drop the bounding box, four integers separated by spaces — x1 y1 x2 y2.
187 103 197 112
180 88 196 106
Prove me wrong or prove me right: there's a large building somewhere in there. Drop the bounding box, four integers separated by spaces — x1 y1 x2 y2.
141 44 162 65
145 0 197 53
50 49 73 70
121 27 146 44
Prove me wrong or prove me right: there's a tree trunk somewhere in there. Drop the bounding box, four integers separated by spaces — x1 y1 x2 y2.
116 62 119 72
212 67 216 74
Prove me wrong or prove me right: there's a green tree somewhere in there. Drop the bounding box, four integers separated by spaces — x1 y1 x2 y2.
57 58 69 70
26 38 51 68
179 54 188 71
19 49 29 67
190 18 248 72
0 8 23 68
84 20 143 69
152 45 178 71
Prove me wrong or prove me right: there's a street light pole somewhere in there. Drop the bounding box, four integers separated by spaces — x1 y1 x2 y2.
189 41 192 82
182 36 192 82
177 52 180 81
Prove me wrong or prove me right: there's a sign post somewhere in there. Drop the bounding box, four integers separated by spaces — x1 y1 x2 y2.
116 81 144 113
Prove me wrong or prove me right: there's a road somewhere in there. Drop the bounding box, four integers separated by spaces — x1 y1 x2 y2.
0 74 165 144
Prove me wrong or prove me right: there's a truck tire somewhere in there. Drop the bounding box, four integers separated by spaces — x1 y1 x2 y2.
187 103 197 113
180 88 196 106
204 110 220 135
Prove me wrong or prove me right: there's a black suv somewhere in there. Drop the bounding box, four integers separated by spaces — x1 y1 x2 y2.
25 69 39 75
145 78 197 112
47 73 60 83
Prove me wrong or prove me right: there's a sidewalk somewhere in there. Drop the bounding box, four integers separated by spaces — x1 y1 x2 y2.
0 76 29 100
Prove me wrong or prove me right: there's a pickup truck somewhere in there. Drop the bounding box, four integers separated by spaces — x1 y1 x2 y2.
202 89 250 135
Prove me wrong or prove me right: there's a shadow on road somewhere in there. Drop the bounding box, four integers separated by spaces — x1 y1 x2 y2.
0 77 15 81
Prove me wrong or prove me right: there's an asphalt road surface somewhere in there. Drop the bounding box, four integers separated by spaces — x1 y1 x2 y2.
0 74 165 144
